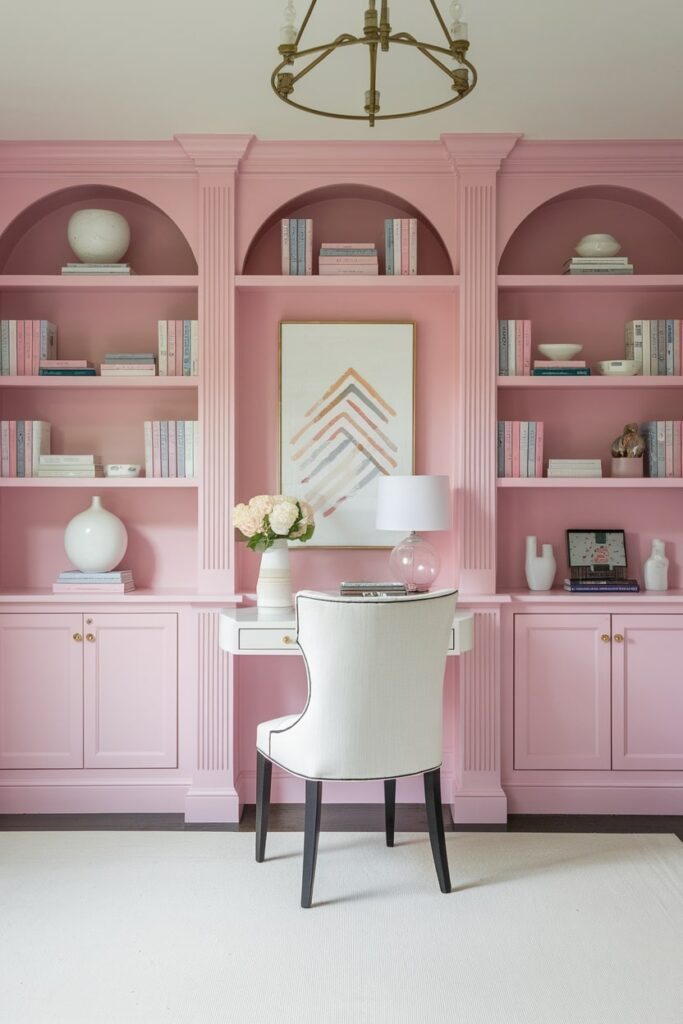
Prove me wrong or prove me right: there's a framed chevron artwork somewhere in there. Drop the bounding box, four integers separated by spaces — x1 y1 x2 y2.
279 321 415 548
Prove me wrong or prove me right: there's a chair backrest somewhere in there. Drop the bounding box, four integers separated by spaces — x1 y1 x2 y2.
267 589 457 781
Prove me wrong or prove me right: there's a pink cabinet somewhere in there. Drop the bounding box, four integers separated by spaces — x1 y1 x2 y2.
0 613 84 769
514 614 612 770
83 613 178 769
612 614 683 771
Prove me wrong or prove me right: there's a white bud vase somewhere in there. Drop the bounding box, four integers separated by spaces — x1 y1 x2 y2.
644 538 669 592
256 538 293 609
64 496 128 573
525 535 556 591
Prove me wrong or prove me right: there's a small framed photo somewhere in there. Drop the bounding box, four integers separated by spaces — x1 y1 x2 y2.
566 529 627 580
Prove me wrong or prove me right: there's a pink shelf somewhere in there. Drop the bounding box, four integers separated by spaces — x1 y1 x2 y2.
500 589 683 604
0 376 198 389
497 478 681 488
0 478 199 488
497 274 683 292
0 588 242 605
498 375 683 389
235 274 459 291
0 275 198 291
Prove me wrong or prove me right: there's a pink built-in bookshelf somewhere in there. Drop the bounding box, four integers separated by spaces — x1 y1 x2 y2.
1 136 683 823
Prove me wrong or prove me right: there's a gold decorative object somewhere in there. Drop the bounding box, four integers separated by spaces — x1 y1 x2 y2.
272 1 477 127
611 423 646 458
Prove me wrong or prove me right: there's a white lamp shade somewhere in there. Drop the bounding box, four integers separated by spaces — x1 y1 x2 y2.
375 475 451 532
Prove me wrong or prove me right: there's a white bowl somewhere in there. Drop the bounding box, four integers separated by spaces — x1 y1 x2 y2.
575 233 621 258
597 359 641 376
537 343 583 360
104 463 141 478
67 209 130 264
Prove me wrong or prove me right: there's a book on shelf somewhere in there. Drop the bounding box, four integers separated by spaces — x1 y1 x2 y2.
563 257 633 274
39 368 97 377
547 459 602 478
144 420 199 478
0 421 50 477
384 219 417 275
625 320 681 376
1 320 57 376
281 218 313 275
533 360 587 369
40 455 100 465
339 581 407 596
497 420 543 478
157 321 198 376
53 569 135 594
40 360 93 370
531 367 592 376
497 320 532 376
563 578 640 593
60 263 132 275
641 420 683 477
38 453 102 478
318 243 378 275
57 570 133 581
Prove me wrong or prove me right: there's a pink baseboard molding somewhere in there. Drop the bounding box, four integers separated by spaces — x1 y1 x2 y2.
0 782 191 815
451 791 508 824
505 785 683 815
184 786 241 824
236 770 454 806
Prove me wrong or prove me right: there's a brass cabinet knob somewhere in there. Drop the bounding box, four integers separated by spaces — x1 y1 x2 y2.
600 634 610 643
73 633 83 643
614 633 624 643
281 635 295 645
85 633 96 643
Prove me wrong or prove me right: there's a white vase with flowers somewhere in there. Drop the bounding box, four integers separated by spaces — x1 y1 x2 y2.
233 494 315 608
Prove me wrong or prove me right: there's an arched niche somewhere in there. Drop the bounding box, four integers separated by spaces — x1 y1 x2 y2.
499 186 683 275
242 184 453 275
0 185 198 275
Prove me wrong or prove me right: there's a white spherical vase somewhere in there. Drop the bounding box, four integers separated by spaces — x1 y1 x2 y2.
256 539 293 609
67 209 130 264
64 496 128 572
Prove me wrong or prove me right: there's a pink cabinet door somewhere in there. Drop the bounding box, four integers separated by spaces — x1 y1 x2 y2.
0 613 83 769
612 614 683 770
83 613 178 769
514 613 612 770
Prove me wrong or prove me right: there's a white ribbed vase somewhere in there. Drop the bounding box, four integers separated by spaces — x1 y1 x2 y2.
256 539 293 609
64 495 128 573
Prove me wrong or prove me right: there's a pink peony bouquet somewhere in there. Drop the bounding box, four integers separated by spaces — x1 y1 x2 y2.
233 494 315 551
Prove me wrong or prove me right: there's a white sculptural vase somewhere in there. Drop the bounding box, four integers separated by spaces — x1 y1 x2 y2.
64 496 128 573
644 538 669 592
67 208 131 264
525 535 556 591
256 539 293 609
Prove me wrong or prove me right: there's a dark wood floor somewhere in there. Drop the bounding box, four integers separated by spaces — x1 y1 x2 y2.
1 807 681 840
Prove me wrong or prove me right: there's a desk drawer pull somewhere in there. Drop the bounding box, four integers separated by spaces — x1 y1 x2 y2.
281 635 296 645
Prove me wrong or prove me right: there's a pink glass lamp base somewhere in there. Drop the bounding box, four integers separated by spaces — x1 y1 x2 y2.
389 532 441 592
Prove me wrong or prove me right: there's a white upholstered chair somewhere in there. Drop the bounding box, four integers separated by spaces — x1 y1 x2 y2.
255 588 457 907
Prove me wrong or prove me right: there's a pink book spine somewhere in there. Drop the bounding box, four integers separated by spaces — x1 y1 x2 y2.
409 218 417 274
40 360 92 368
168 420 177 476
504 421 513 477
24 320 32 375
401 219 409 275
535 422 544 478
522 320 531 376
516 321 524 378
305 219 312 275
9 421 17 476
281 219 289 275
17 320 25 375
666 421 674 476
512 421 521 477
676 420 682 476
32 321 40 375
167 320 176 376
152 421 161 477
175 320 183 376
318 256 378 264
0 421 9 477
24 420 32 477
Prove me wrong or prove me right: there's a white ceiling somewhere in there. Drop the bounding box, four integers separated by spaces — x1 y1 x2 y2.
2 0 683 142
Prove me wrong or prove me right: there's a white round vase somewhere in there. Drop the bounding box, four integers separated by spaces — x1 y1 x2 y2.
67 209 130 264
64 496 128 572
256 539 293 609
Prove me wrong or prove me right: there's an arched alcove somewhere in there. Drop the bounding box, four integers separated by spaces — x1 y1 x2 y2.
0 185 197 274
242 184 453 275
499 186 683 275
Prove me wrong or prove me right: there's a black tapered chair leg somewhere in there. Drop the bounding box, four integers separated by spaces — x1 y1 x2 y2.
423 767 451 893
384 779 396 847
255 750 272 863
301 779 323 908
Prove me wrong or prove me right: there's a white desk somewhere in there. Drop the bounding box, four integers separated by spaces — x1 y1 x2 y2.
219 606 474 656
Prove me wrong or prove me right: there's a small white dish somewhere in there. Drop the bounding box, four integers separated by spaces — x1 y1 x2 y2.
575 233 621 258
537 343 583 360
598 360 641 376
104 463 141 478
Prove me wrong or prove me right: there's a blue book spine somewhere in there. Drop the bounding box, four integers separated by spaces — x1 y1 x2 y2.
499 320 509 376
496 422 505 477
296 219 306 275
160 421 169 478
288 220 297 275
384 220 393 275
16 420 25 477
666 319 675 376
177 420 186 478
527 420 537 477
0 321 8 375
182 321 191 376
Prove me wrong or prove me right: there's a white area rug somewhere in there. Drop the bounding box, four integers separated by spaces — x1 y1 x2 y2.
1 831 682 1024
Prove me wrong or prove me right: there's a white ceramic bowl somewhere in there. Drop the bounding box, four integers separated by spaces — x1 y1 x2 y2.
104 463 141 478
537 343 583 360
67 209 130 264
574 233 621 258
597 359 641 376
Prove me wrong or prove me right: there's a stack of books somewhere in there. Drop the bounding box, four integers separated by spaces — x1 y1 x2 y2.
641 421 683 477
0 421 51 477
497 421 544 478
53 569 135 594
532 361 590 377
157 321 198 376
100 353 156 377
563 577 639 593
144 420 199 478
281 218 313 275
384 218 417 275
563 256 633 275
38 454 102 478
40 360 95 377
61 262 132 275
498 320 532 375
0 320 57 375
547 459 602 478
625 320 682 376
318 243 378 276
339 581 407 596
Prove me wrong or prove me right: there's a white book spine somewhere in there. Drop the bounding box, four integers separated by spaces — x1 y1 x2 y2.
32 422 51 475
0 421 9 476
409 218 417 275
642 320 651 375
158 320 168 376
508 320 516 376
519 421 529 477
392 219 401 275
190 320 198 376
184 421 193 478
9 321 17 376
144 421 153 477
193 421 199 479
281 219 290 275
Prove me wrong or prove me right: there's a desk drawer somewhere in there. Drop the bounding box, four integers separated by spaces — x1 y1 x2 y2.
238 628 298 651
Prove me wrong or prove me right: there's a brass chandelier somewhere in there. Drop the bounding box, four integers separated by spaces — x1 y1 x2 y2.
272 1 477 127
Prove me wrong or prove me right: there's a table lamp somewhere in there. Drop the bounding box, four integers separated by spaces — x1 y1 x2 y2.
375 475 451 592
